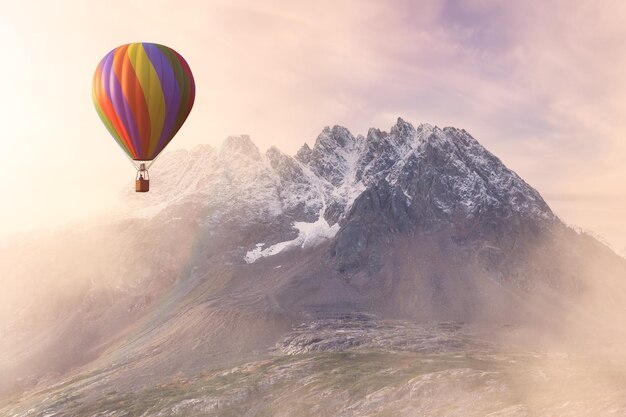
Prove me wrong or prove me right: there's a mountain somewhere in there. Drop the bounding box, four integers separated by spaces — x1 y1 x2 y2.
1 118 626 415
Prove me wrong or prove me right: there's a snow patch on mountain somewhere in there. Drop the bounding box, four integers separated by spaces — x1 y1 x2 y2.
244 216 339 263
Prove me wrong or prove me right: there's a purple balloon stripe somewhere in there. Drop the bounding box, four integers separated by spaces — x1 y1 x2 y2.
116 50 144 157
100 51 135 156
143 43 181 158
107 49 145 157
102 50 143 157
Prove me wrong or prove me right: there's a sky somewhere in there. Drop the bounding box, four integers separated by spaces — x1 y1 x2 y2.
0 0 625 252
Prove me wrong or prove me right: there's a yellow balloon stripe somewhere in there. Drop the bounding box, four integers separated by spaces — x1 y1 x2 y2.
128 43 166 158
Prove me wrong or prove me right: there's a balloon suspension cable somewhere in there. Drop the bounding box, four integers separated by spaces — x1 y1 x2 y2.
122 152 141 171
147 151 163 170
123 152 161 172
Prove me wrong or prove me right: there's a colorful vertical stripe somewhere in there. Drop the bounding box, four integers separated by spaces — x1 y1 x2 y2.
92 43 196 161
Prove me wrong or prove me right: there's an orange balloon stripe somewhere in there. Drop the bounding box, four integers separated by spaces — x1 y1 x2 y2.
92 84 125 150
120 48 152 158
131 43 166 158
93 49 136 157
93 63 136 158
112 45 142 156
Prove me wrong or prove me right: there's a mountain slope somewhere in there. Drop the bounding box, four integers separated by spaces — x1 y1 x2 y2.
1 118 625 405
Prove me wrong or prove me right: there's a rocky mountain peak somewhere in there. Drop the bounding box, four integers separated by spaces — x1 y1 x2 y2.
389 116 416 139
295 142 313 163
366 127 384 142
411 126 554 220
136 117 555 258
189 143 215 155
220 134 261 160
266 146 305 181
314 125 356 151
295 125 359 187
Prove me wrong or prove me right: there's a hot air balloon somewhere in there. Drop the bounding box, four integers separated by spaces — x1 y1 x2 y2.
92 42 195 192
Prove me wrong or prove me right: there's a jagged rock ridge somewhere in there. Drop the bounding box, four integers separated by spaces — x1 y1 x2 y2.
134 118 555 264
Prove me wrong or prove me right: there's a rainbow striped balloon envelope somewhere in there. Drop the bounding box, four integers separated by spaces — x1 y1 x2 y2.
92 42 195 162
